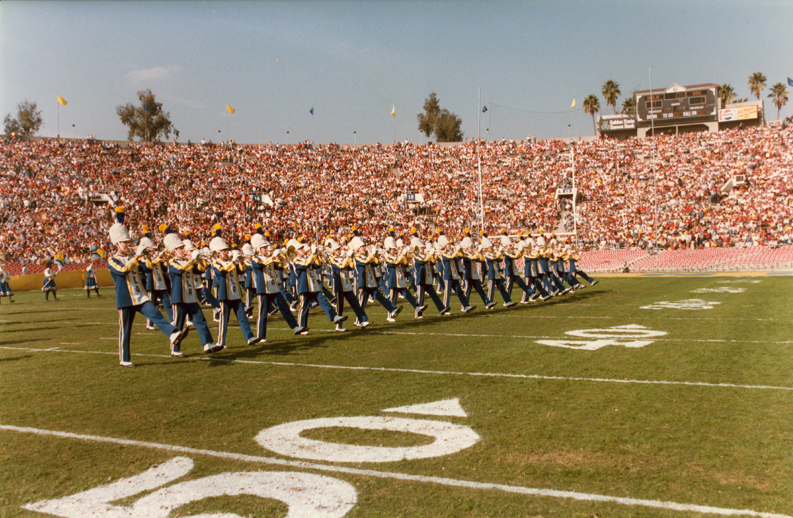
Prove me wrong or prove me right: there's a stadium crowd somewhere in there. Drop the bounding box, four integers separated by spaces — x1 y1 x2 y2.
1 120 792 268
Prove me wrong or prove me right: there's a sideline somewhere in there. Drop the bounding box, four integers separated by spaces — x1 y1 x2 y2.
2 345 791 392
2 424 790 518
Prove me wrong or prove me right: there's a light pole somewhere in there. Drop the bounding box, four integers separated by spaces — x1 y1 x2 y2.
353 131 356 147
286 131 289 145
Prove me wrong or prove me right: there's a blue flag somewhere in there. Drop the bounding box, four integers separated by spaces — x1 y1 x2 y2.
144 102 150 111
482 105 488 113
788 77 793 87
309 107 314 115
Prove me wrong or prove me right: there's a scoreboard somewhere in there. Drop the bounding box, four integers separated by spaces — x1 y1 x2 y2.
636 84 718 128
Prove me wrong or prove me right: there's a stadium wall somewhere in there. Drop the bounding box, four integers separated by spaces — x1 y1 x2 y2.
9 269 113 292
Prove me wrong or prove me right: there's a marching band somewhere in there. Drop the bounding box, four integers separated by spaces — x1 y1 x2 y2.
102 207 597 367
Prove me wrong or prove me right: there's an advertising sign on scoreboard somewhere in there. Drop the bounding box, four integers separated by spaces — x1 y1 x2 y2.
718 105 758 122
599 115 636 132
636 83 718 128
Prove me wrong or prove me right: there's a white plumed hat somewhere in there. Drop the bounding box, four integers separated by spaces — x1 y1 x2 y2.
109 223 132 245
163 233 184 252
209 236 230 252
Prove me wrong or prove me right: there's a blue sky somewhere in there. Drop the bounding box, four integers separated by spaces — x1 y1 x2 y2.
1 0 791 144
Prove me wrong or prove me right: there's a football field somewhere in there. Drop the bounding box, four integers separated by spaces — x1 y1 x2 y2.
1 275 792 517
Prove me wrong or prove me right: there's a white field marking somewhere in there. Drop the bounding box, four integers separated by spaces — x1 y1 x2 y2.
2 345 793 391
4 424 791 518
718 280 761 284
383 398 467 417
641 299 722 310
26 456 357 518
59 343 83 345
691 287 746 293
538 325 666 351
255 416 480 463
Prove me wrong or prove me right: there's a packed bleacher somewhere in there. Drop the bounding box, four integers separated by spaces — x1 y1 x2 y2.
1 118 792 276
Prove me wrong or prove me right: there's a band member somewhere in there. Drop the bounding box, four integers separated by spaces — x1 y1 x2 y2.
242 240 256 317
521 236 550 302
459 232 495 310
437 232 475 314
383 231 425 318
42 261 59 301
210 227 259 349
0 262 15 303
412 235 445 317
328 238 371 329
481 233 516 307
568 243 598 287
84 261 102 298
549 240 573 295
204 238 218 322
107 207 188 367
350 232 403 322
249 233 306 341
292 238 347 332
500 234 535 304
164 231 217 354
140 225 173 329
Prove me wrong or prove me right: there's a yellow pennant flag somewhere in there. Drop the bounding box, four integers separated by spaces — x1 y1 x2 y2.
57 95 68 106
391 105 395 117
570 98 576 109
226 104 236 114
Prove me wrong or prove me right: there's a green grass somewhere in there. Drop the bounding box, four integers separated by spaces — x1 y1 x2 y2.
1 276 792 517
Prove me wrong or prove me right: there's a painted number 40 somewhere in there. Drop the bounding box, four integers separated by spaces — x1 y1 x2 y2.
537 324 667 351
24 399 477 518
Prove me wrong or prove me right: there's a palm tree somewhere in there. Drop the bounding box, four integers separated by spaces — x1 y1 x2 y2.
583 95 600 136
767 82 789 120
601 80 621 114
621 95 637 117
748 72 766 100
718 84 736 107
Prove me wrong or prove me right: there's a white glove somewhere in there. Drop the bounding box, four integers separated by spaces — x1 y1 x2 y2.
136 244 150 257
191 250 201 260
347 248 355 257
231 250 241 261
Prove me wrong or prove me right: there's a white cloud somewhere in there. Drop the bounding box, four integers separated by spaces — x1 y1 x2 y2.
126 66 180 82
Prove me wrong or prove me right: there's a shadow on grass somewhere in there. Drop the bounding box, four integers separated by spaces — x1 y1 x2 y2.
1 318 96 333
201 287 608 364
535 288 605 306
0 338 50 347
0 354 33 362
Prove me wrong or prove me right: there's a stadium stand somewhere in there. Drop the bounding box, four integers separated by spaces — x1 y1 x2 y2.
2 117 791 276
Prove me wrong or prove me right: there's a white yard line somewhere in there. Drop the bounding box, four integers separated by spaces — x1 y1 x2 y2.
1 345 790 392
264 327 793 345
0 424 789 518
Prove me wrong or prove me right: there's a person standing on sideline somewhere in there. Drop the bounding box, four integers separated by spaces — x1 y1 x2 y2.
84 262 101 298
0 262 15 303
42 261 59 301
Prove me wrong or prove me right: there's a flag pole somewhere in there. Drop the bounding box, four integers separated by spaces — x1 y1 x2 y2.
57 101 60 139
650 67 658 269
478 88 484 231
